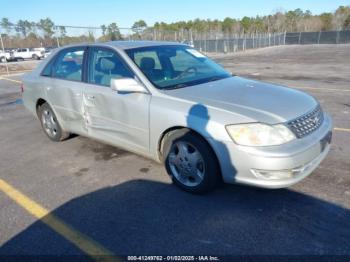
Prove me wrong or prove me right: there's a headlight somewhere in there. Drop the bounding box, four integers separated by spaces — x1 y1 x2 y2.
226 123 295 146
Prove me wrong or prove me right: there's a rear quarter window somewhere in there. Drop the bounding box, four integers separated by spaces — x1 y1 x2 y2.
41 59 55 77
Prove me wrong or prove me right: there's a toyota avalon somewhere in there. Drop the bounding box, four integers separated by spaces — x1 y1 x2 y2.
22 41 332 193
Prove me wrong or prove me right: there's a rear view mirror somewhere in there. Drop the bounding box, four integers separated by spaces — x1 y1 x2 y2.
110 78 147 94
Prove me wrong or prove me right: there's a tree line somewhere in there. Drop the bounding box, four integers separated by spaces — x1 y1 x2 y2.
152 6 350 34
0 17 127 48
1 6 349 48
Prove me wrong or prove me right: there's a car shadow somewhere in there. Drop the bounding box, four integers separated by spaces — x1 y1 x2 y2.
186 103 237 185
1 180 350 257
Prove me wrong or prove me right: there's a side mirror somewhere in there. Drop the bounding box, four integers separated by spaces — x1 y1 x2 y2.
110 78 147 94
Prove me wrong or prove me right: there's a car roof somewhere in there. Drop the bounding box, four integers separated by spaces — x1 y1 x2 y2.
61 41 187 50
106 41 186 49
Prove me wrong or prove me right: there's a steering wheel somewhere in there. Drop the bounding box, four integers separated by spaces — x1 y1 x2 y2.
174 66 198 80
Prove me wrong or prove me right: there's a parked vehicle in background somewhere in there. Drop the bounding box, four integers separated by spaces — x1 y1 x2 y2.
13 48 45 61
0 50 15 62
22 41 332 193
44 47 56 58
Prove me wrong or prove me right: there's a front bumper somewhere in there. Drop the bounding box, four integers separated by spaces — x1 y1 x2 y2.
209 113 333 188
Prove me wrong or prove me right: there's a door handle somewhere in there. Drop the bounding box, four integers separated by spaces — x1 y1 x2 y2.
86 95 95 100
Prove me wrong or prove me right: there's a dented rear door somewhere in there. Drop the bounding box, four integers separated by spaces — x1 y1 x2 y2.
45 46 87 135
46 78 86 135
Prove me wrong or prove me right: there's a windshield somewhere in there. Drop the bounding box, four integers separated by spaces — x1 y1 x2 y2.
125 45 231 89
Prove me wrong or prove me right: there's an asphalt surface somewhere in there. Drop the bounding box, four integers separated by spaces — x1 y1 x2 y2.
0 60 39 75
0 45 349 259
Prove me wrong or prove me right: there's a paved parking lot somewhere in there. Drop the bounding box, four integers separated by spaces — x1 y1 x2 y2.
0 45 349 259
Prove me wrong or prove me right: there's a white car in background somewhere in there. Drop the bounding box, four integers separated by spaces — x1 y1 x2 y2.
13 48 45 61
0 50 14 62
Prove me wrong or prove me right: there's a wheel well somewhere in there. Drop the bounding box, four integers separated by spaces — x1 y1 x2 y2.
158 126 223 179
158 126 222 179
36 98 47 115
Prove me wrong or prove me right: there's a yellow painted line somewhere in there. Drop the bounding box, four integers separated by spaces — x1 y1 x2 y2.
334 127 350 132
0 77 22 84
0 179 120 262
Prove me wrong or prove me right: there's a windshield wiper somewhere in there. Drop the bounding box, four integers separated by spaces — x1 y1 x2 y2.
207 75 226 82
163 83 188 90
162 75 230 90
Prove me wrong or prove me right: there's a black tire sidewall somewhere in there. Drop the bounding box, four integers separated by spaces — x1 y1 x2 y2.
163 129 220 193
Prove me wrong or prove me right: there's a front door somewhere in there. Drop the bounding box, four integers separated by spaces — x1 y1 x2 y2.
82 47 150 155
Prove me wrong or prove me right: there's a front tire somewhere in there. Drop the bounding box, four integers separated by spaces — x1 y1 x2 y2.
163 129 220 193
38 103 69 142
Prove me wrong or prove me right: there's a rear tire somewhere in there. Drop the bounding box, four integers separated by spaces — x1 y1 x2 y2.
38 103 70 142
32 54 40 60
163 129 220 194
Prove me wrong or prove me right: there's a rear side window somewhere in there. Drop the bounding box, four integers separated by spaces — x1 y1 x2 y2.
53 48 85 81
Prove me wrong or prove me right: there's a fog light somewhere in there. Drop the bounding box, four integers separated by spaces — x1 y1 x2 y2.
251 169 296 180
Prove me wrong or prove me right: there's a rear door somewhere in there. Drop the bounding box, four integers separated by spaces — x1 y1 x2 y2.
44 46 87 135
82 46 150 154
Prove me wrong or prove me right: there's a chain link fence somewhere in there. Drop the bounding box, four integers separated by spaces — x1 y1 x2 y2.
193 33 286 53
1 24 350 56
285 30 350 45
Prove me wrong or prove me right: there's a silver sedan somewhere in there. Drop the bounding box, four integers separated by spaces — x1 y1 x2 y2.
22 41 332 193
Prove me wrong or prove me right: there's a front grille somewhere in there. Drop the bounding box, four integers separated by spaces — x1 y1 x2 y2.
287 105 324 138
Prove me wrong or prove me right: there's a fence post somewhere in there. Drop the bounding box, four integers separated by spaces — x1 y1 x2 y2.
284 31 286 45
298 31 302 45
336 30 340 44
243 34 246 51
317 31 321 44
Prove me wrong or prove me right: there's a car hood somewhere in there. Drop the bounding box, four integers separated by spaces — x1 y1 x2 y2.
164 76 318 124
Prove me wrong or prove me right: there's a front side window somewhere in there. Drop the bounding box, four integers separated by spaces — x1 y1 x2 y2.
88 47 134 87
126 45 231 89
53 48 85 81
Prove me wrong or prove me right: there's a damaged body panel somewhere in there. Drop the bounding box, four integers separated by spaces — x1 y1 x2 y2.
22 41 332 193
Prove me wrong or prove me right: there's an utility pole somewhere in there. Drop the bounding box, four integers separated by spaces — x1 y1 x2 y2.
0 32 10 75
